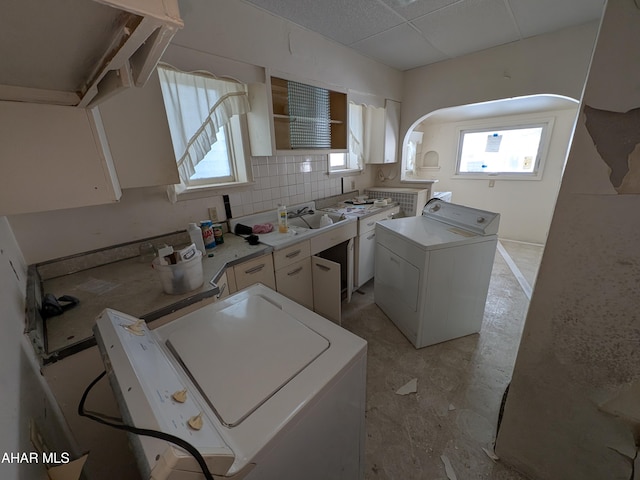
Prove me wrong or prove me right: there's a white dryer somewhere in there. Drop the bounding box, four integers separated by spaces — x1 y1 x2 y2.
94 284 367 479
374 200 499 348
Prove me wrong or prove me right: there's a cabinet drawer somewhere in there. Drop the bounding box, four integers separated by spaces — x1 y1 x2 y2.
234 254 276 291
275 257 313 310
273 240 310 270
358 206 400 235
310 222 357 255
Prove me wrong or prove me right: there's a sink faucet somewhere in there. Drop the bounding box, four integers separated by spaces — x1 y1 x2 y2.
289 206 312 218
296 206 309 215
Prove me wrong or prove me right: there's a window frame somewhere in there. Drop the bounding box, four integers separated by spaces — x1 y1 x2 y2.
454 117 555 180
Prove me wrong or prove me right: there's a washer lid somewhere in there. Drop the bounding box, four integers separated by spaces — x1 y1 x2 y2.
166 294 330 427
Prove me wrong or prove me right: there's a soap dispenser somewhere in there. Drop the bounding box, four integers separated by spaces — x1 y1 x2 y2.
278 205 288 233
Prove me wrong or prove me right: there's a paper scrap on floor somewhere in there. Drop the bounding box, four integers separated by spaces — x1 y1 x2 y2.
440 454 458 480
395 378 418 395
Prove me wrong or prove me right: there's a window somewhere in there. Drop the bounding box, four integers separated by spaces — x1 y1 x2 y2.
455 120 553 179
157 64 252 201
327 102 367 175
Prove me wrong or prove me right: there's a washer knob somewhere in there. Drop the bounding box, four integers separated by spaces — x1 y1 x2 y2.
477 216 485 223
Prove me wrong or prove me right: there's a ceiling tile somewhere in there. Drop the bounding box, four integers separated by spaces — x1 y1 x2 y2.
351 23 448 71
508 0 605 37
381 0 461 21
411 0 521 57
244 0 404 45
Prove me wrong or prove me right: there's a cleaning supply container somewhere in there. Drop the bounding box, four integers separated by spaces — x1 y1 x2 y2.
152 251 204 294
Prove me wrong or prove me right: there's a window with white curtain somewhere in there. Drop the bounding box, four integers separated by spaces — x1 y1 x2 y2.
157 64 252 201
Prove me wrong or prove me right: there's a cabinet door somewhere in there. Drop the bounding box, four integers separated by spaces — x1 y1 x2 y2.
0 101 121 215
275 257 313 310
234 254 276 291
99 70 179 188
312 256 342 325
356 231 377 288
214 271 231 300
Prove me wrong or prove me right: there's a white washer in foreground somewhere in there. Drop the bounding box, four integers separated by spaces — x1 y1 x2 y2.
94 284 367 480
374 200 499 348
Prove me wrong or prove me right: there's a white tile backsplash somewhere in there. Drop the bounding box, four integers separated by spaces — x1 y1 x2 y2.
229 154 342 217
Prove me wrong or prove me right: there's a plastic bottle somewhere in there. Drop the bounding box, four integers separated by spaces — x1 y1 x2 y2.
187 223 206 256
200 220 217 250
320 213 333 227
278 205 288 233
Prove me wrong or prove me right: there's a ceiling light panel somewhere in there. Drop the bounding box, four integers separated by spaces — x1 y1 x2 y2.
351 23 448 70
507 0 605 37
411 0 520 57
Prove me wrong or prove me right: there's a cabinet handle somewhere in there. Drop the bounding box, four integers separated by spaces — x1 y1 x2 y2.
315 263 331 272
287 267 303 276
366 221 375 227
390 256 399 264
367 233 375 240
285 249 302 259
215 283 227 299
245 264 265 274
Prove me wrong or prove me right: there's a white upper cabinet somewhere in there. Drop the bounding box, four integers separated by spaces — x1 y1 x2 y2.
99 70 179 188
0 0 183 108
0 101 122 215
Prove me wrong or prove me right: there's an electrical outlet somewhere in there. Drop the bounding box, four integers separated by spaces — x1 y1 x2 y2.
489 180 495 188
208 207 218 222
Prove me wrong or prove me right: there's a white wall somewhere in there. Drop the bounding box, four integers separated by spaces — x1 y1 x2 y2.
0 217 75 479
413 107 578 243
496 1 640 478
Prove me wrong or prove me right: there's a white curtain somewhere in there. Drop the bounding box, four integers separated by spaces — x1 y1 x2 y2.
157 64 249 201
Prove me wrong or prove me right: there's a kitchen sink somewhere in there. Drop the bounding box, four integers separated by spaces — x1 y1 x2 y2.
287 211 346 230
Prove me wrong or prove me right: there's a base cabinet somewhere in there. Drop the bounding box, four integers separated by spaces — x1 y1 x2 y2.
275 257 313 310
234 254 276 291
355 206 400 288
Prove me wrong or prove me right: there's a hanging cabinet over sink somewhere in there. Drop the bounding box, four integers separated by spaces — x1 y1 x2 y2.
271 77 347 151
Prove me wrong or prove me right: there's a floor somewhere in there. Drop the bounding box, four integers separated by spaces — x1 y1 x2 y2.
340 239 544 480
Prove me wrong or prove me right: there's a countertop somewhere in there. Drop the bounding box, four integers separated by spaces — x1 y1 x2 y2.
35 233 270 361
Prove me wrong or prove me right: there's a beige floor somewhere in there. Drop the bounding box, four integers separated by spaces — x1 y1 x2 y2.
341 239 544 480
65 239 543 480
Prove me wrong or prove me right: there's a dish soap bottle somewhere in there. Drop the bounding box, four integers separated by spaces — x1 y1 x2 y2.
187 222 206 256
278 205 288 233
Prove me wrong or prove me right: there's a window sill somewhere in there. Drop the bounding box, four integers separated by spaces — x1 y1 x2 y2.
328 168 362 178
451 173 542 181
177 181 256 201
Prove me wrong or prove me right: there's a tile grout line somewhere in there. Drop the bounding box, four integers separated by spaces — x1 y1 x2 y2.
497 240 532 300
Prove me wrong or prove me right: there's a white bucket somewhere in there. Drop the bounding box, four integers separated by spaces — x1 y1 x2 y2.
152 251 204 295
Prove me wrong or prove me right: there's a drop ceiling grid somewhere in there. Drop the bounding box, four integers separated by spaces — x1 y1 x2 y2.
410 0 522 58
242 0 605 71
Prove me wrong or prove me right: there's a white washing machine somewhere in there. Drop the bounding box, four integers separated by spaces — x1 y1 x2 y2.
374 200 499 348
94 284 367 480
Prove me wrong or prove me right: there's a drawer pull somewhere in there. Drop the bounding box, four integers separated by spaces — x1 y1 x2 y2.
285 249 302 259
366 221 375 227
366 233 375 240
215 283 227 299
315 263 331 272
287 267 303 276
245 264 265 274
390 256 399 264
